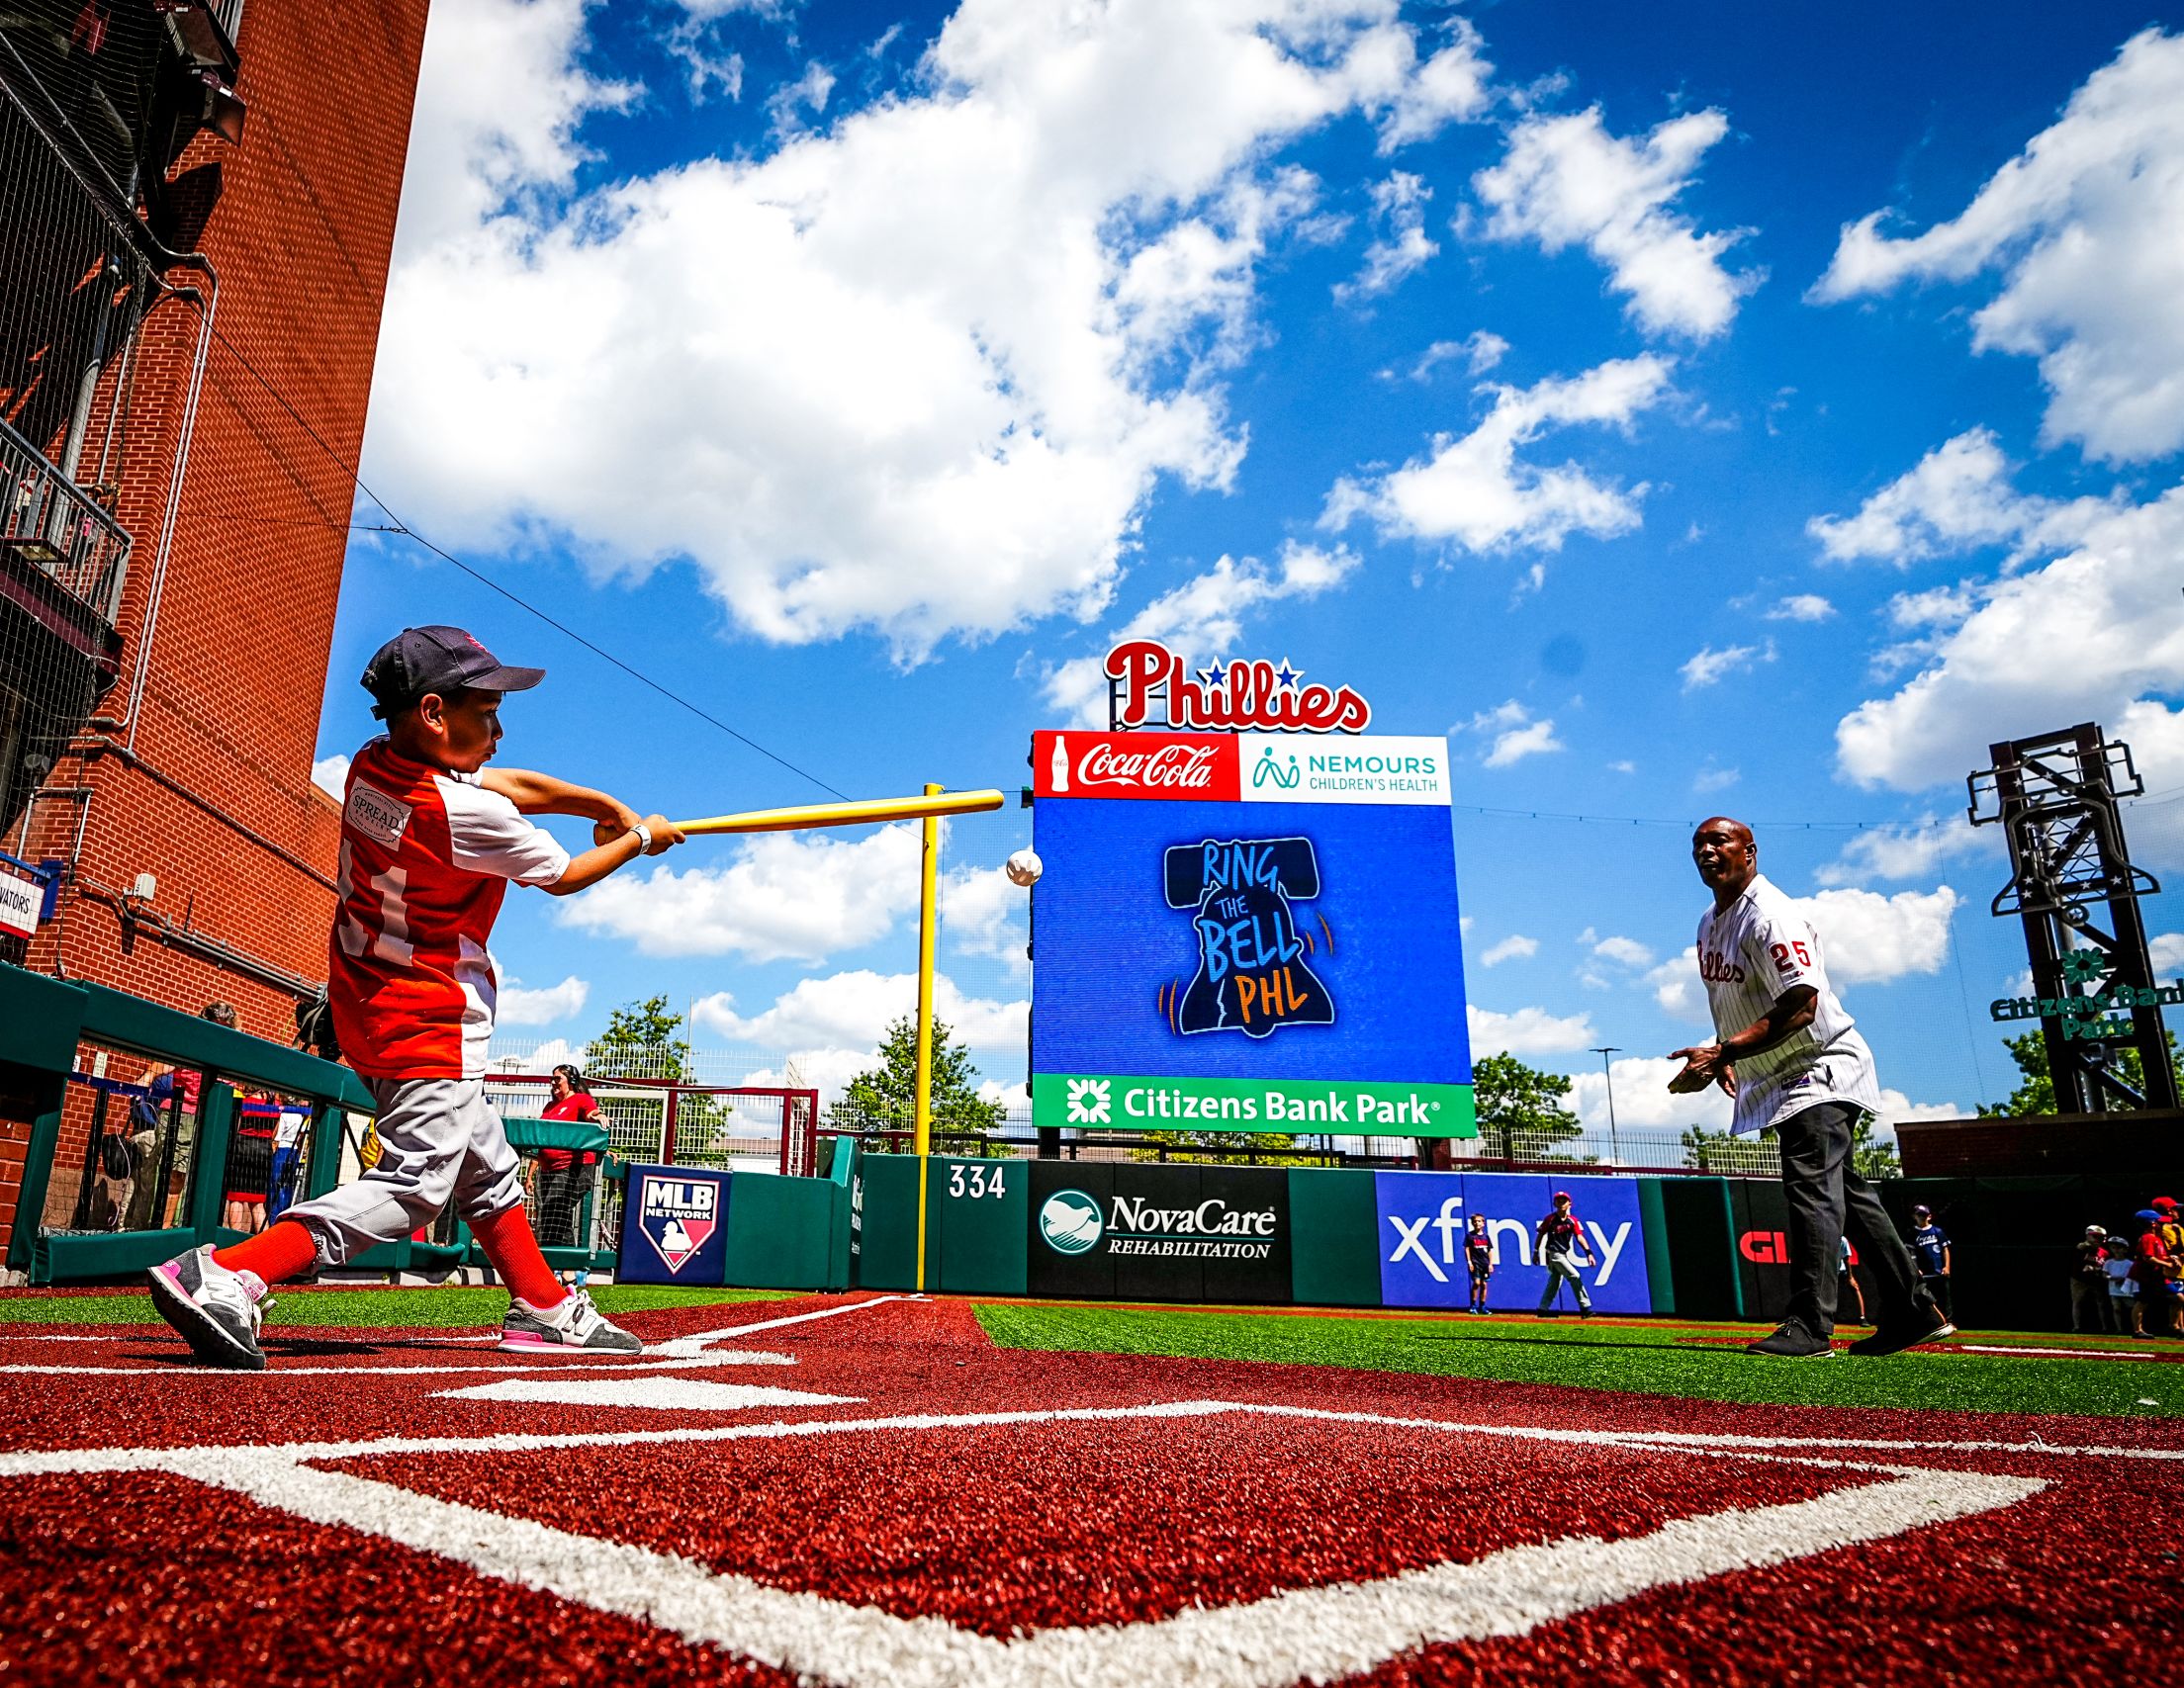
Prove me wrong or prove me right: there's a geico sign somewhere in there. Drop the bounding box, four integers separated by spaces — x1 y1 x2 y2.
1740 1230 1860 1266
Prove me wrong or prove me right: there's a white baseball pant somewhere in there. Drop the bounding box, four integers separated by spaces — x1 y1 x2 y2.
280 1077 525 1268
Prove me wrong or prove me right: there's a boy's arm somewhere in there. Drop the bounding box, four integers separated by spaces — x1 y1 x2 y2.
545 814 685 896
481 766 644 840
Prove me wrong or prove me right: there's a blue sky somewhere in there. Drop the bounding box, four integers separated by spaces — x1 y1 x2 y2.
318 0 2184 1131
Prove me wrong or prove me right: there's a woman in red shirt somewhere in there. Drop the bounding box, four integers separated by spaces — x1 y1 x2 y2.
533 1064 602 1251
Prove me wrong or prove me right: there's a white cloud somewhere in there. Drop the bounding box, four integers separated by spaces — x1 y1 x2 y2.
1373 19 1493 151
941 863 1030 981
496 974 590 1025
1335 171 1437 303
1793 886 1960 985
1590 933 1654 968
553 823 919 960
373 0 1502 658
1834 484 2184 823
1692 762 1739 793
1875 1089 1966 1125
1404 329 1507 381
1765 593 1836 623
1478 934 1538 967
1323 356 1674 554
1814 816 1998 888
1044 540 1359 724
1474 106 1759 339
765 58 835 135
1680 639 1774 690
2149 932 2184 975
311 755 349 799
1462 699 1566 768
1646 948 1709 1022
393 0 636 258
1807 429 2121 567
1812 29 2184 463
1466 1002 1595 1055
1569 1054 1732 1133
693 969 1027 1054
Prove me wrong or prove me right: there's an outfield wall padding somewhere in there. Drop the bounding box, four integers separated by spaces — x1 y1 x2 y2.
1287 1168 1380 1307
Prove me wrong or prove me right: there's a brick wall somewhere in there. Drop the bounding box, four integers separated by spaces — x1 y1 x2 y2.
1 1 429 1252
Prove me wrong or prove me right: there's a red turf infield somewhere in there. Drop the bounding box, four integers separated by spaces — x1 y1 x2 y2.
1 1292 2179 1685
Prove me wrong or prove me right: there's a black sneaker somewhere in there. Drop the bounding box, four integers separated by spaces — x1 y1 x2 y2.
1746 1321 1834 1358
1848 1317 1956 1357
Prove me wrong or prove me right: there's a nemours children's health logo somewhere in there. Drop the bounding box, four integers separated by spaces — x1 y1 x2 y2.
1039 1190 1106 1255
635 1174 720 1275
1162 836 1334 1040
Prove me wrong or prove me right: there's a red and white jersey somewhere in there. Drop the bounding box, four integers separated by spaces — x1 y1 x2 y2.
1695 873 1881 1135
329 738 570 1081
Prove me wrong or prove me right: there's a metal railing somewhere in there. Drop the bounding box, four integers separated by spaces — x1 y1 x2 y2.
0 411 131 625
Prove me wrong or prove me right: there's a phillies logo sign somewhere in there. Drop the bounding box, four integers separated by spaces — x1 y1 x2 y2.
1105 639 1371 734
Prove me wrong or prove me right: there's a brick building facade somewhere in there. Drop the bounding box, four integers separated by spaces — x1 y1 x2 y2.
0 1 430 1245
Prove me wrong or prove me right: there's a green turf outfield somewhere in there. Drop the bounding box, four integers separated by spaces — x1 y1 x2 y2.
974 1303 2182 1418
0 1285 789 1328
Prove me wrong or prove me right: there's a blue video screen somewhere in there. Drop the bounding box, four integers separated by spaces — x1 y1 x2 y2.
1032 796 1470 1085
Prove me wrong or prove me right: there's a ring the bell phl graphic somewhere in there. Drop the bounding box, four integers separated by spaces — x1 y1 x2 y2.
1166 837 1334 1038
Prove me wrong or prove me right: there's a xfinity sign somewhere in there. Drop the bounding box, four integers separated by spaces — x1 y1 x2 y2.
1374 1170 1652 1315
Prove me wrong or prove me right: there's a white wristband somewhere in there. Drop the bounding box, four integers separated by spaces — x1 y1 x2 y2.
629 822 653 852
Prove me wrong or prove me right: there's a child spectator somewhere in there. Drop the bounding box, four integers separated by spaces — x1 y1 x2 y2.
1534 1191 1596 1318
2133 1210 2177 1338
1909 1203 1953 1321
2108 1237 2142 1337
2072 1224 2116 1334
1465 1214 1494 1314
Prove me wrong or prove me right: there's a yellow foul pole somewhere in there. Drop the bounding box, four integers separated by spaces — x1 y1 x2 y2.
913 783 941 1293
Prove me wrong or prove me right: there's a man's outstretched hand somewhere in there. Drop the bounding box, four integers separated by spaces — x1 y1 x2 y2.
1668 1043 1737 1097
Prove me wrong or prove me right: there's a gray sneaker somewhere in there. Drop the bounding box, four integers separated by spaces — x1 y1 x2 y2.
146 1244 270 1370
500 1287 641 1355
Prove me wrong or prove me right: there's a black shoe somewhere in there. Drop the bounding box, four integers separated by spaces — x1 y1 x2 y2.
1848 1317 1956 1357
1746 1321 1834 1358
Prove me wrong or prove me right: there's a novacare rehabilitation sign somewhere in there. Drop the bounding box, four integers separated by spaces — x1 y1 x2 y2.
1030 730 1475 1137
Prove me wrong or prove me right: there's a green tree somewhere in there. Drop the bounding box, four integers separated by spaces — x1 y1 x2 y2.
827 1016 1006 1148
1474 1052 1588 1162
585 995 732 1162
1980 1028 2184 1116
1130 1127 1310 1167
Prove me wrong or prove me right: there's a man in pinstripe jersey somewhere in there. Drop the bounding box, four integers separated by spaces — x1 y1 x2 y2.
1670 817 1955 1360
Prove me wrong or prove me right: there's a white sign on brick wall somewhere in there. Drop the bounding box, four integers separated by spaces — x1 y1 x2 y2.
0 862 44 939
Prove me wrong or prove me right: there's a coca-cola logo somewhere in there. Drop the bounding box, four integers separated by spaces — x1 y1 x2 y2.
1080 743 1220 789
1105 639 1370 734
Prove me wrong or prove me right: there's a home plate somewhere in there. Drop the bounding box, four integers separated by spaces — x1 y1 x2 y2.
433 1377 862 1411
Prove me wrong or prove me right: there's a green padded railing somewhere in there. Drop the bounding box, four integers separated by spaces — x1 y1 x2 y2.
1 967 376 1284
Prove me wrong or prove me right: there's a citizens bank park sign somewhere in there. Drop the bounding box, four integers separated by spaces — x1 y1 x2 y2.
1029 654 1474 1139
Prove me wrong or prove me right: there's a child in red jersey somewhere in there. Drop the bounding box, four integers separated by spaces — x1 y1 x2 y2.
147 627 684 1370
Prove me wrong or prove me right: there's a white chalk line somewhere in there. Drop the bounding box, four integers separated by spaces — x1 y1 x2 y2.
0 1402 2040 1688
0 1349 799 1378
0 1289 908 1377
1958 1344 2156 1361
649 1293 914 1357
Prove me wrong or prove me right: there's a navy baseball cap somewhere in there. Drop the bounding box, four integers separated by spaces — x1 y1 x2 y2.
361 626 545 720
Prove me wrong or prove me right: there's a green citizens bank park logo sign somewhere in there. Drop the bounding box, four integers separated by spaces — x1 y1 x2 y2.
1039 1190 1105 1254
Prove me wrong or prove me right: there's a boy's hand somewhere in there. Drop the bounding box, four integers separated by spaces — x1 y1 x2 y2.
637 814 684 855
592 802 642 847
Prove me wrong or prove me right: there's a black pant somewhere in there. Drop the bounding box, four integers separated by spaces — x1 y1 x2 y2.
1777 1101 1935 1336
536 1162 593 1250
2069 1277 2116 1333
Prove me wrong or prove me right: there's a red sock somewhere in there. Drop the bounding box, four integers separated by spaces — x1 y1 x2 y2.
469 1203 569 1308
212 1220 318 1286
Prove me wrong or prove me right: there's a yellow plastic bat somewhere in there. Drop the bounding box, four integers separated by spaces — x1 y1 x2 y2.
672 789 1006 837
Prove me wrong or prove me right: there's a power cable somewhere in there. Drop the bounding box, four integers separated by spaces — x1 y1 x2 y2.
203 322 849 801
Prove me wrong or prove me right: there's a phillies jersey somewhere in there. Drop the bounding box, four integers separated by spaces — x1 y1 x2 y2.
1695 872 1881 1135
329 738 571 1080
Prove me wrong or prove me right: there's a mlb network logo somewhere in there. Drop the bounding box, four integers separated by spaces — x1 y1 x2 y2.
637 1174 720 1275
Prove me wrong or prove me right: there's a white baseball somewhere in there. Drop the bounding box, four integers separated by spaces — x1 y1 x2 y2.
1005 848 1044 888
